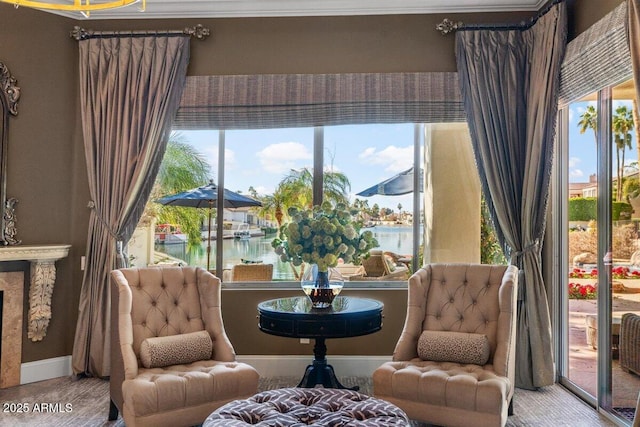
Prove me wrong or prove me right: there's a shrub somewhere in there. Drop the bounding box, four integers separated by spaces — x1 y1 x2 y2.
613 202 633 220
568 197 596 221
568 222 597 263
568 221 637 262
568 282 597 299
569 267 597 279
623 176 640 200
613 223 637 259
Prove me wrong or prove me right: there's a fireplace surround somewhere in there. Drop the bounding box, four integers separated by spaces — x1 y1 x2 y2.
0 244 70 388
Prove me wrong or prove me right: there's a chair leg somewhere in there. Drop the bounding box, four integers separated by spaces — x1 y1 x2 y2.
508 397 514 416
108 399 119 421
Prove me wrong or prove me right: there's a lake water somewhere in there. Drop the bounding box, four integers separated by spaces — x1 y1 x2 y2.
156 225 417 280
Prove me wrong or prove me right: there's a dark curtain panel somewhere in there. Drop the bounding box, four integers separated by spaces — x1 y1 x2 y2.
456 2 567 389
71 36 190 377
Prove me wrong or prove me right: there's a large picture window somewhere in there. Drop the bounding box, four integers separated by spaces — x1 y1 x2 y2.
137 121 491 284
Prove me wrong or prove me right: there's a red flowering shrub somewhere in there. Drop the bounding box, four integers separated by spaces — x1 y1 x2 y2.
568 282 597 299
569 266 640 280
610 266 640 279
568 268 598 279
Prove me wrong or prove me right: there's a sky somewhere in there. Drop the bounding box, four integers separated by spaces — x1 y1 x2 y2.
177 123 418 212
568 99 636 184
176 98 638 206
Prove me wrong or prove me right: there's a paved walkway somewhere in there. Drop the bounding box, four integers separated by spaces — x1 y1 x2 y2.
569 296 640 409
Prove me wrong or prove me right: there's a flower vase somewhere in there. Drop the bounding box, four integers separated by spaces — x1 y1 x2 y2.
301 264 344 308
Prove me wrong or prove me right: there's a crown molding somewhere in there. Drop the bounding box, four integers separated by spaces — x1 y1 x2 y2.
19 0 546 20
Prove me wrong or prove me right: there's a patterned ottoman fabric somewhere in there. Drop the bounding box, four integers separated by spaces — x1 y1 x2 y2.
203 387 410 426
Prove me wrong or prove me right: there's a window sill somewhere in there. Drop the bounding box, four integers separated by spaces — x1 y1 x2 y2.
222 281 407 290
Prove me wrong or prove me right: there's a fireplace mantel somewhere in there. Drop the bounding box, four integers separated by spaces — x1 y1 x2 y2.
0 244 71 341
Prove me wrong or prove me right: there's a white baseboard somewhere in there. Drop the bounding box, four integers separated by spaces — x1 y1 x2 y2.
21 356 72 385
236 355 391 378
18 355 389 384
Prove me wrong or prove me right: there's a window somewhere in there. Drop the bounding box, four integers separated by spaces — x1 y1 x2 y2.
140 121 489 284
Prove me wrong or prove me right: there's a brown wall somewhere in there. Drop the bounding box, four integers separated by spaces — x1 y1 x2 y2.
0 0 626 364
222 288 407 356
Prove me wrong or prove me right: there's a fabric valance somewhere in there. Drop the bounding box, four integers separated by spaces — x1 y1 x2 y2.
174 72 465 129
559 2 632 105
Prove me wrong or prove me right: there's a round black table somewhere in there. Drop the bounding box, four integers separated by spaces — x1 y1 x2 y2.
257 296 383 390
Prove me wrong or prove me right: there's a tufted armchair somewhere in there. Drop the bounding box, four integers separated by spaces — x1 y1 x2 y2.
373 263 518 427
109 266 259 427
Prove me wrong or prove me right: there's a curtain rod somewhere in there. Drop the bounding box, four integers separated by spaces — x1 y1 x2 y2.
70 24 210 41
436 0 565 35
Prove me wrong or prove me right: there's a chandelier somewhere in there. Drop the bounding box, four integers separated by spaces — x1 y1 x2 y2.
1 0 145 15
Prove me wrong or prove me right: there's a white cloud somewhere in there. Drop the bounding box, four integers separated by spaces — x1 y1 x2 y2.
225 149 237 170
253 185 273 196
568 157 581 168
257 142 312 174
570 169 584 179
358 145 413 173
569 157 585 179
359 147 377 159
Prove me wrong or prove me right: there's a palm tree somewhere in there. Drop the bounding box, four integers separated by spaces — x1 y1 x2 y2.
372 203 380 220
352 198 371 222
577 104 636 201
145 133 212 245
578 105 597 143
613 105 634 201
278 167 351 208
257 185 294 229
259 167 351 280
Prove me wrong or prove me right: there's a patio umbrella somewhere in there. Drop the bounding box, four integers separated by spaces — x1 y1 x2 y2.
156 180 262 270
356 167 424 197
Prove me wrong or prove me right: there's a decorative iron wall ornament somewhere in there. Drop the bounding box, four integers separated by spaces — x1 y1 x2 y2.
436 18 464 35
0 62 20 246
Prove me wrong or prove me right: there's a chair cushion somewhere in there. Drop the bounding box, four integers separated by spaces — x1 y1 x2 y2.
373 359 510 414
417 330 490 365
140 330 213 368
123 361 259 417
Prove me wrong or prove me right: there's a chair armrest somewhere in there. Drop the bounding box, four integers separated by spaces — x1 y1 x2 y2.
197 268 236 362
110 270 139 380
393 267 431 361
492 265 518 378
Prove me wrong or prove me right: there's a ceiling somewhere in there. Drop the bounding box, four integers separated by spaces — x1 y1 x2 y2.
31 0 547 20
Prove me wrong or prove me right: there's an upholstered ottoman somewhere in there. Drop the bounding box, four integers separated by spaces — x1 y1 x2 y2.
203 387 410 426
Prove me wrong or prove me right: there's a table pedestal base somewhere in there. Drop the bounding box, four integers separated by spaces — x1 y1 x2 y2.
296 338 358 391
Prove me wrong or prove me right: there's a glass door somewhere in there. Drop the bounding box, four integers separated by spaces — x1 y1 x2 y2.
559 78 640 425
610 79 640 423
561 90 600 403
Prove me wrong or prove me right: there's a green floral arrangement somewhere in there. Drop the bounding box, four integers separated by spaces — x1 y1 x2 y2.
271 201 379 274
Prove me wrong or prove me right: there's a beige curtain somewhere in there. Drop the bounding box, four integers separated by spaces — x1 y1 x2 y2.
72 35 190 377
456 2 567 389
